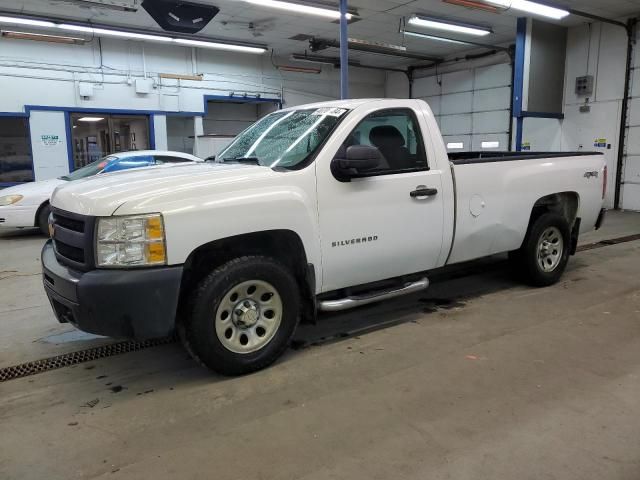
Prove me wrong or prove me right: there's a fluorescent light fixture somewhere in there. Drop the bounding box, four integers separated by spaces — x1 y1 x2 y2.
77 117 105 122
58 24 172 42
173 38 266 54
408 15 492 36
242 0 353 20
487 0 569 19
0 16 265 54
1 30 86 44
481 141 500 149
447 142 465 149
404 30 469 45
0 16 56 28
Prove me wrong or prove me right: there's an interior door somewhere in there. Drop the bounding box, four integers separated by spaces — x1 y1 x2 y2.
316 108 445 292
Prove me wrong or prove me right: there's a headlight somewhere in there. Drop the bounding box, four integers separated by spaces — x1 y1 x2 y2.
96 214 167 267
0 194 24 206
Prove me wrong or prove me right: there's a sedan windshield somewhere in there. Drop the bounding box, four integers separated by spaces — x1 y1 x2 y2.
60 156 117 181
218 107 348 169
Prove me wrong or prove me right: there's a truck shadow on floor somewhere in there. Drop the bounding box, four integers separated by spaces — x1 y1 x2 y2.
291 256 518 350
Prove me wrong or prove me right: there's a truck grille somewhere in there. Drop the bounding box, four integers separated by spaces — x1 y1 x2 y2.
51 208 96 270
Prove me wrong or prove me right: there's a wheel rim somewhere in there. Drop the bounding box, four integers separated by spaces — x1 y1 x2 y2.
536 226 564 273
214 280 283 354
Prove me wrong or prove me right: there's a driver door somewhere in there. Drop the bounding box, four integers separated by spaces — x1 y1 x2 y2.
316 107 445 292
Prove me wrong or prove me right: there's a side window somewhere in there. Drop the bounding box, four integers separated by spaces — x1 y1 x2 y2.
340 108 428 175
154 155 192 164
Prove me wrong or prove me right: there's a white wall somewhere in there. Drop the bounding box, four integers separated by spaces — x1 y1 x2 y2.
0 36 385 180
521 21 629 209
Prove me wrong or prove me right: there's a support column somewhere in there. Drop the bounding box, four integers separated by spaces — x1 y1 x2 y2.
339 0 349 100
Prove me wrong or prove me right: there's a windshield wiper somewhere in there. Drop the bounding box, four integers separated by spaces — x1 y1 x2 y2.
221 156 261 165
59 175 70 181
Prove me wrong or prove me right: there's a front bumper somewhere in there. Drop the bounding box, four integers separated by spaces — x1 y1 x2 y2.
0 204 36 228
42 240 183 339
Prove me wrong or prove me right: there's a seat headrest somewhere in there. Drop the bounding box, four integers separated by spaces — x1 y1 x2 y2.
369 125 406 149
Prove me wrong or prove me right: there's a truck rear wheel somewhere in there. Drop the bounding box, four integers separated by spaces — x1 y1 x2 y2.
512 212 571 287
182 256 300 376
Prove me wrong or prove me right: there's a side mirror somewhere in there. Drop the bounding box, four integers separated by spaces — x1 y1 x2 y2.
331 145 382 182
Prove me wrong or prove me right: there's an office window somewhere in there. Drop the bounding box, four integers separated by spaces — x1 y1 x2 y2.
71 114 150 170
0 117 33 183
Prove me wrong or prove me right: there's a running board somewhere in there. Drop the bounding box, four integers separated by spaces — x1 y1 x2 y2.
318 277 430 312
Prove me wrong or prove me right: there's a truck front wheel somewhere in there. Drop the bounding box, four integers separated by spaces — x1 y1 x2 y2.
182 256 301 376
512 212 571 287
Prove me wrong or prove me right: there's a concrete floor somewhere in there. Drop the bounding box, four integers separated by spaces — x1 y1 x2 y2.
1 211 640 479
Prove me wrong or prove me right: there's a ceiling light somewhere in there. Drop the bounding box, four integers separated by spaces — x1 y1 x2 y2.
277 65 321 74
404 30 470 45
486 0 569 19
58 24 173 41
1 30 86 44
242 0 353 20
77 117 105 122
63 0 138 12
173 38 266 54
0 16 56 28
407 15 492 36
443 0 499 13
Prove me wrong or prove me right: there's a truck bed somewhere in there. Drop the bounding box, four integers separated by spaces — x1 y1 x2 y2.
449 151 601 165
445 151 605 266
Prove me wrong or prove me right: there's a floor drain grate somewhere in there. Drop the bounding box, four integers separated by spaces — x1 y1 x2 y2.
577 233 640 252
0 336 176 383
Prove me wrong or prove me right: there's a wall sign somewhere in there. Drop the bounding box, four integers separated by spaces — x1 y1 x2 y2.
40 135 61 147
594 138 607 148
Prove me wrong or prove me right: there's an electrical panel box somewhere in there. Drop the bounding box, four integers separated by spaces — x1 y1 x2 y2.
135 78 153 94
575 75 594 96
78 82 94 98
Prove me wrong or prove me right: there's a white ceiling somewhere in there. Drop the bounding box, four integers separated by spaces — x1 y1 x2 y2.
1 0 640 68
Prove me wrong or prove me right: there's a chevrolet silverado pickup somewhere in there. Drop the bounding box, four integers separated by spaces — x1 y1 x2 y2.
42 99 607 375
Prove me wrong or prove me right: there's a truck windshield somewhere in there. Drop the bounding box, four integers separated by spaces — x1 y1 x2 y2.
218 107 348 169
60 156 118 181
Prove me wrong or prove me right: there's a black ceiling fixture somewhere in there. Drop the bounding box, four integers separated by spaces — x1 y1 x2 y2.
141 0 219 34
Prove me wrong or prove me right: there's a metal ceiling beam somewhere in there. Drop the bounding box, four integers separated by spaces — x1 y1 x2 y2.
291 53 409 73
310 37 443 63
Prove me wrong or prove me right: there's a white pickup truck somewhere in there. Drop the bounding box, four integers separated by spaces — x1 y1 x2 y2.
42 99 607 375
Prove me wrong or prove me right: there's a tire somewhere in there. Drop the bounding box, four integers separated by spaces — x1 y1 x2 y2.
182 256 301 376
37 203 51 236
512 212 571 287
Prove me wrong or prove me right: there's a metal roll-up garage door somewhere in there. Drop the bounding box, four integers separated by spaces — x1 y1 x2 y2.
412 62 512 153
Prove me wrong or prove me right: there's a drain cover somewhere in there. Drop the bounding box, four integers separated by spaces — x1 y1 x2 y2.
0 336 175 383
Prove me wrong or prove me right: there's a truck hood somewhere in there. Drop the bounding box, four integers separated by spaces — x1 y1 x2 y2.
51 162 274 216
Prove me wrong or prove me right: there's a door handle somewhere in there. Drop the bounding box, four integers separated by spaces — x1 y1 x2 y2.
410 187 438 198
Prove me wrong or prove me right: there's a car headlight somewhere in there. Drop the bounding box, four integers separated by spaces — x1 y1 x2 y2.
96 214 167 267
0 194 24 206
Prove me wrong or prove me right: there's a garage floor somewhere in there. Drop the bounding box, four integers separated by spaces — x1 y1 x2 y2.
2 211 640 480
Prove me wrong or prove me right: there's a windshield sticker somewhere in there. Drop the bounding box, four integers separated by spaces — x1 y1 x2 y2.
313 107 347 117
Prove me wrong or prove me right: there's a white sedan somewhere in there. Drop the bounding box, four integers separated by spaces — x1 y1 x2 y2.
0 150 202 234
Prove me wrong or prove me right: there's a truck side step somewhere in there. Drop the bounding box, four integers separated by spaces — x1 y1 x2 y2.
318 277 430 312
